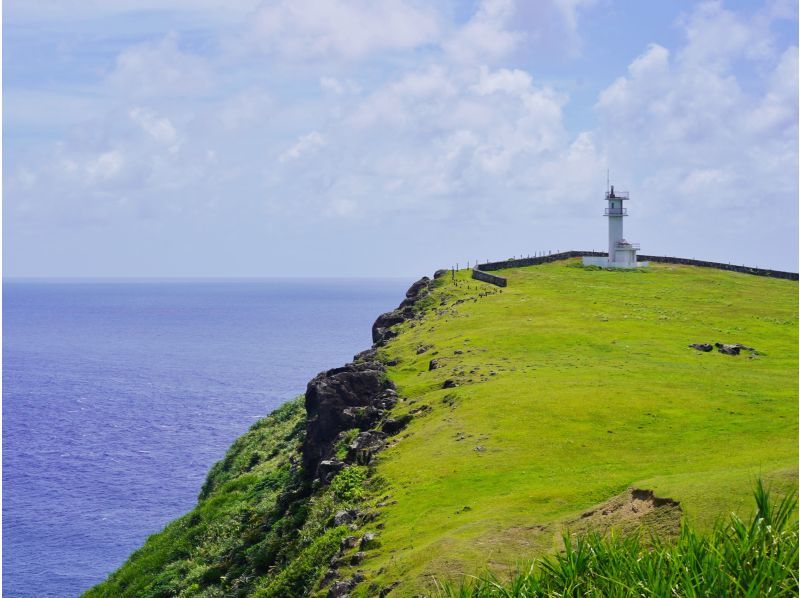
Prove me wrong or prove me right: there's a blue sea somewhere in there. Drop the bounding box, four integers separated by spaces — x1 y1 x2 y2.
2 278 410 598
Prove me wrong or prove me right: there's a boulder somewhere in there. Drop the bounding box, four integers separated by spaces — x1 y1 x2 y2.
732 343 756 352
372 311 405 345
327 580 355 598
382 414 413 435
333 509 360 527
340 536 360 550
350 552 366 565
715 343 741 355
689 343 713 352
360 532 381 550
405 276 431 300
442 379 458 389
428 358 440 370
433 269 449 279
347 431 387 465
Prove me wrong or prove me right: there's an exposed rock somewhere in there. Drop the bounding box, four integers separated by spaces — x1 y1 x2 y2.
321 569 339 587
433 269 449 279
327 580 355 598
348 431 387 465
416 344 432 354
689 343 713 352
372 311 408 345
442 379 458 389
404 276 431 301
317 460 345 484
350 551 366 565
428 358 440 370
385 359 399 366
373 389 399 410
333 509 360 526
304 361 395 481
379 581 401 597
353 348 377 362
715 343 741 355
381 414 413 435
371 277 434 346
340 536 360 550
360 532 381 550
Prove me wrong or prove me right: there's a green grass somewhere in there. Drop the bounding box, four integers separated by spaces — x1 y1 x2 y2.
84 399 374 598
83 398 308 597
353 260 797 595
436 480 798 597
85 258 798 597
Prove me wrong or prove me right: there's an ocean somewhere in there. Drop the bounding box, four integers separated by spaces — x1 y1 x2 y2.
2 278 411 597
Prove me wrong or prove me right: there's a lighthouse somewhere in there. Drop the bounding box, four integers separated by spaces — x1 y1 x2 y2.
583 184 647 268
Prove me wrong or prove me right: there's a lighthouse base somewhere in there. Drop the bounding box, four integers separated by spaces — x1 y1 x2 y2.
582 256 649 269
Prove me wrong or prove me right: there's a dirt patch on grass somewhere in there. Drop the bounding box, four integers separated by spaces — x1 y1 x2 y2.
568 488 682 540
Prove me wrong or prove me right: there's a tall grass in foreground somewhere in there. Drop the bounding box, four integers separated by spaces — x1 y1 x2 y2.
437 481 798 597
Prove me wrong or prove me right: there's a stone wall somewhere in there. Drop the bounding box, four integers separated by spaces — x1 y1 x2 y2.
471 268 508 287
471 251 798 287
636 255 799 281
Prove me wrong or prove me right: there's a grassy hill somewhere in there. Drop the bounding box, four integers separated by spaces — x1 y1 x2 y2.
86 259 797 597
347 260 797 594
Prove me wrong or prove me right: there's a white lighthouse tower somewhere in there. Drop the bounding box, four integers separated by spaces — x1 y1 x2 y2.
583 184 647 268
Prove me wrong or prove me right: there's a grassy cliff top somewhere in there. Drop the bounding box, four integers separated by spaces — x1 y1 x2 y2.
86 259 797 597
354 259 797 594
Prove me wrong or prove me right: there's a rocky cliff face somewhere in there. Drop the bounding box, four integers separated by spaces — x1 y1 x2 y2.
371 273 442 345
302 274 440 484
303 360 397 482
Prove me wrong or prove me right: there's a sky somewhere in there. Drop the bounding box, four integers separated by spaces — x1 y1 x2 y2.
4 0 798 277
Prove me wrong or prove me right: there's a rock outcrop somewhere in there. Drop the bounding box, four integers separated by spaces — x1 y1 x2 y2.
303 361 397 481
371 276 434 345
689 343 713 352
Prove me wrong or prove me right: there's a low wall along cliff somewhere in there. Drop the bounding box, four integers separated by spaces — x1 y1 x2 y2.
471 251 799 287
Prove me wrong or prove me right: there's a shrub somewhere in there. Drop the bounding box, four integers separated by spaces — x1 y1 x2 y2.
330 466 368 503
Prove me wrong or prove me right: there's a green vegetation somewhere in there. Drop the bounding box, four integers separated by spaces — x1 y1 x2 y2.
357 260 797 594
85 399 370 597
87 259 798 596
436 481 798 597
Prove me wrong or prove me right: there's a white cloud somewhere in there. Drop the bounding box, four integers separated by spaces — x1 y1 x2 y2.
129 108 179 147
217 90 273 131
279 131 327 162
443 0 520 64
320 77 362 95
85 150 124 182
244 0 442 61
6 0 797 276
107 33 213 98
471 66 533 96
593 0 798 256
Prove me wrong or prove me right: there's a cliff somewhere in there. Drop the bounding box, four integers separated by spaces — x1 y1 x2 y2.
86 258 798 597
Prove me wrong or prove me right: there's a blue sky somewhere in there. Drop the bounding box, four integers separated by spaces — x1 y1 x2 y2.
4 0 798 277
